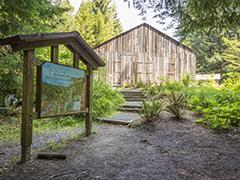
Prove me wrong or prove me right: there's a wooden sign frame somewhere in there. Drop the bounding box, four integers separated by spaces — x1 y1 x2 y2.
0 32 105 163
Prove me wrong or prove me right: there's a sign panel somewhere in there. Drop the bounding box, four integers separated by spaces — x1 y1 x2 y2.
36 62 86 117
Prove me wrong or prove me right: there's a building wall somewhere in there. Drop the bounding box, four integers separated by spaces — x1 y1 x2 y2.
95 24 196 86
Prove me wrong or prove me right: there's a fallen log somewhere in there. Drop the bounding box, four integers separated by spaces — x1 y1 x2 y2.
37 152 67 160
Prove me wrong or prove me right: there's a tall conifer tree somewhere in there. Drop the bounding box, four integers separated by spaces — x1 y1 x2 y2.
74 0 122 47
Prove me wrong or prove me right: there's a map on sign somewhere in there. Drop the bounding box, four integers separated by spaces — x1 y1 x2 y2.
39 62 85 117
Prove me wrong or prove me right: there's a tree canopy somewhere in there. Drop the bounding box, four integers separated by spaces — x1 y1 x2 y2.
75 0 122 47
0 0 67 37
125 0 240 36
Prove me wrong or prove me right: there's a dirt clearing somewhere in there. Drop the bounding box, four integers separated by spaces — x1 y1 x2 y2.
1 112 239 180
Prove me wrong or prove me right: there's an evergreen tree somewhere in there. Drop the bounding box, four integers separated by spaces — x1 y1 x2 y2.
74 0 122 47
183 33 240 78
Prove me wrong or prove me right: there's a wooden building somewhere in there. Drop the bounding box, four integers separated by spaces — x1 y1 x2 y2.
95 23 196 86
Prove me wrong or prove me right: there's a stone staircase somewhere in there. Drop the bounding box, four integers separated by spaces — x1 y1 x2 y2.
118 89 146 112
97 88 145 125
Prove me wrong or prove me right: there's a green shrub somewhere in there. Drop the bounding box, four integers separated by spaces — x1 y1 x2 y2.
182 74 191 87
165 92 186 120
0 47 22 106
144 84 165 98
186 76 240 130
222 72 240 90
164 80 184 92
92 80 125 119
200 103 240 130
140 98 165 123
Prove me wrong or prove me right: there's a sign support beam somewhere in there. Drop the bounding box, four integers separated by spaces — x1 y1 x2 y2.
73 51 80 68
21 50 35 162
86 66 93 136
51 46 59 63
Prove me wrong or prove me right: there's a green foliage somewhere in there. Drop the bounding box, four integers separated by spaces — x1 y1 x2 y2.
186 76 240 130
222 72 240 91
165 92 186 120
140 98 165 123
0 0 67 37
142 76 240 130
183 33 240 77
181 74 192 87
0 47 22 106
125 0 240 35
163 80 184 92
4 95 21 116
0 116 85 142
74 0 122 47
144 84 165 98
0 117 21 141
92 80 125 119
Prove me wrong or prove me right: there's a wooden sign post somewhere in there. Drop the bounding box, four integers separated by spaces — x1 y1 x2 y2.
0 32 105 162
21 50 35 162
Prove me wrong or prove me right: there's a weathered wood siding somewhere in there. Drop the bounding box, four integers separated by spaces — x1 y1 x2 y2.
95 23 196 86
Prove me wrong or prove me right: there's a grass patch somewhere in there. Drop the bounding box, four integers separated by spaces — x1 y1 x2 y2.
0 116 85 143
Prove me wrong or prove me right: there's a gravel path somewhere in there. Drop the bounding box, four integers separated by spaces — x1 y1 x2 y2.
0 112 240 180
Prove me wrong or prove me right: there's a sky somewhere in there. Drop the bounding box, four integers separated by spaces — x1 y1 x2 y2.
69 0 176 39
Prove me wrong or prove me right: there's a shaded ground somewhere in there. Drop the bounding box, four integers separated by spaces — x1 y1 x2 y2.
0 127 84 172
0 112 240 179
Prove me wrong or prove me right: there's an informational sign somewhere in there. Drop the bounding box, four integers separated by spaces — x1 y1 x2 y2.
36 62 86 118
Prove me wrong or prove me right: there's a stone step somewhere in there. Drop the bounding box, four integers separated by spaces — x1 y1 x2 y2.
121 90 143 94
124 97 146 101
123 95 146 99
122 101 142 108
117 107 142 112
97 112 142 125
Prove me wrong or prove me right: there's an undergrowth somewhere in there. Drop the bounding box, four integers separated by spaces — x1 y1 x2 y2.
0 116 84 142
141 74 240 131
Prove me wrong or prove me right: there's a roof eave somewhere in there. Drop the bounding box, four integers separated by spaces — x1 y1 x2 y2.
0 32 105 68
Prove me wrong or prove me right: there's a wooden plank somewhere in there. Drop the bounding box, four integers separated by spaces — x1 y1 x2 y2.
94 23 196 86
51 46 59 63
35 66 42 118
85 66 93 136
21 50 35 162
73 51 80 68
37 153 67 160
11 38 70 52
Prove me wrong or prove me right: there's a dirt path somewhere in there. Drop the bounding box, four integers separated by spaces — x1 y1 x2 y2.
0 112 240 180
0 127 84 171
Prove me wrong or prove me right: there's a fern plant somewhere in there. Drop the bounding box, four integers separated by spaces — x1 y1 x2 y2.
165 92 186 120
5 94 21 116
140 98 165 123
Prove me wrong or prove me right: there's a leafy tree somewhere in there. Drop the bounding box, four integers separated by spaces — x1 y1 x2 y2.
74 0 122 46
0 0 67 37
221 37 240 74
0 0 69 105
55 0 75 32
124 0 240 35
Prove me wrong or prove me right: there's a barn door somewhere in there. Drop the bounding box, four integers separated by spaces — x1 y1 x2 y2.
131 56 137 85
119 54 137 86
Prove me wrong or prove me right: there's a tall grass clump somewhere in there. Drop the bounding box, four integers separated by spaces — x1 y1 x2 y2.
166 92 186 120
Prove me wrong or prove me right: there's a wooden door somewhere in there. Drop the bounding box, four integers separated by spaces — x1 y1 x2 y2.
117 54 137 86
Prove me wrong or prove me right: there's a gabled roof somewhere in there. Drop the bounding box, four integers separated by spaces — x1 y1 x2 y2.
0 31 105 69
94 23 195 53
